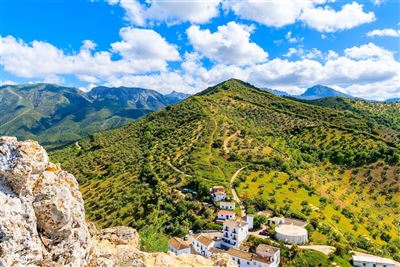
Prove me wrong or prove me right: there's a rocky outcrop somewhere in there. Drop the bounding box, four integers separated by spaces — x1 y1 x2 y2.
0 137 90 266
0 137 234 267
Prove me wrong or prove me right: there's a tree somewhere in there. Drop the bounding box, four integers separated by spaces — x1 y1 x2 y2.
253 215 268 229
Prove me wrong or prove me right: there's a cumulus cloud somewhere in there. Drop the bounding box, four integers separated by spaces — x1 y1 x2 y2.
344 42 394 60
285 31 304 44
187 21 268 66
367 28 400 37
108 0 221 26
300 2 375 32
0 28 179 80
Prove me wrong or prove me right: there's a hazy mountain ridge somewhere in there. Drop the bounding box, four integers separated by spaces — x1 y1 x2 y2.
0 83 187 148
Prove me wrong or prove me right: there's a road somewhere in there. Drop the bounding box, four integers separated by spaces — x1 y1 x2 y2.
230 166 247 218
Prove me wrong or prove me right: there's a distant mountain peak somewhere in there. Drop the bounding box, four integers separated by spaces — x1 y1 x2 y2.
298 85 352 100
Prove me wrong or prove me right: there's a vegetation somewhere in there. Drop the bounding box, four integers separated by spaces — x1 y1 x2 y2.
50 79 399 260
0 83 184 148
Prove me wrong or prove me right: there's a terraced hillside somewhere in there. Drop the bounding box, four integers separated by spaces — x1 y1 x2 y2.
51 79 399 260
0 83 186 148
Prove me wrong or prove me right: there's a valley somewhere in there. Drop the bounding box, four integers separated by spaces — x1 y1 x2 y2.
49 79 400 264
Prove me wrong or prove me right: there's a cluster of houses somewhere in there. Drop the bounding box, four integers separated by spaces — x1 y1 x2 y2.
168 185 399 267
168 185 281 267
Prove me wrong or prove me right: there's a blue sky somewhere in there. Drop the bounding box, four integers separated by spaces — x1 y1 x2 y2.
1 0 399 100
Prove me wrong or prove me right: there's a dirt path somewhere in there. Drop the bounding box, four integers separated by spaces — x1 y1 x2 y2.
75 142 82 150
230 166 247 218
166 157 192 177
299 245 336 256
223 130 239 153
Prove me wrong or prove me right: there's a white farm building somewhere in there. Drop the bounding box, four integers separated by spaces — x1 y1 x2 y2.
352 254 398 267
275 224 308 244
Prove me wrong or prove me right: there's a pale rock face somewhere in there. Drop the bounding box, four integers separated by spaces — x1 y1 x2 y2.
0 137 90 266
0 137 235 267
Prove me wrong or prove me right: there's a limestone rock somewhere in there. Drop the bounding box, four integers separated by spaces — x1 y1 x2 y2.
0 137 90 266
0 137 235 267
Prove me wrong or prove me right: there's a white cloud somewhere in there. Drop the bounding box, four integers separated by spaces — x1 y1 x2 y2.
0 80 17 86
344 42 394 60
367 28 400 37
300 2 375 32
285 31 304 44
108 0 221 26
226 0 313 27
0 28 179 80
111 27 180 61
187 21 268 66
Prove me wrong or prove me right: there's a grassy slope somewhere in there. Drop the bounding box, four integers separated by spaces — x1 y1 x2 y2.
50 79 399 259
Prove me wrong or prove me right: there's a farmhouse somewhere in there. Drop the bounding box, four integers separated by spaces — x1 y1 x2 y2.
217 210 236 221
211 186 227 202
228 247 280 267
275 224 308 244
168 237 190 256
222 220 248 248
220 201 235 210
256 244 280 266
191 234 215 258
352 254 397 267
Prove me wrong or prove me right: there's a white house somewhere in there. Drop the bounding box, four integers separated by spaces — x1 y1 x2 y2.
192 234 215 258
244 214 254 230
228 247 280 267
222 220 248 248
168 237 190 256
217 210 236 221
256 244 280 267
220 201 235 210
212 191 226 202
352 254 397 267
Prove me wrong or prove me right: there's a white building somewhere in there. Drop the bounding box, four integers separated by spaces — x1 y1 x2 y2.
212 191 226 202
244 215 254 230
222 220 248 248
168 237 190 256
352 254 397 267
228 247 280 267
275 224 308 244
256 244 280 267
217 210 236 221
220 201 235 210
192 234 215 258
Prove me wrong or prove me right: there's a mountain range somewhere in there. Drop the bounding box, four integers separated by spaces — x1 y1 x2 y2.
50 79 400 262
0 83 189 148
265 84 399 102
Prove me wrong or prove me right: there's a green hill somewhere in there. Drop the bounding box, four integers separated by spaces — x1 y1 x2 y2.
50 79 400 259
0 83 185 148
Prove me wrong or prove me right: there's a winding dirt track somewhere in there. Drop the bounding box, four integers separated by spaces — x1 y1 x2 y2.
230 166 246 218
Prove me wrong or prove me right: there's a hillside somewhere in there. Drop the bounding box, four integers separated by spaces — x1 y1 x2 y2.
0 84 184 148
306 97 400 141
50 79 400 261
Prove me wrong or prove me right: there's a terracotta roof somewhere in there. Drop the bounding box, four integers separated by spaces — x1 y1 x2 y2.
195 234 214 247
212 186 224 190
168 237 189 250
224 220 248 228
228 248 272 264
220 201 235 206
228 248 253 261
252 254 272 264
218 210 236 216
213 191 226 196
256 244 280 254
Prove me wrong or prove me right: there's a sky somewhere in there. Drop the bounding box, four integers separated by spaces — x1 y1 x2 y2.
1 0 399 100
